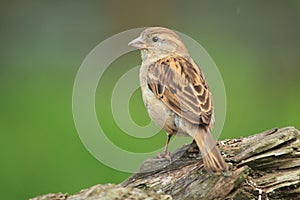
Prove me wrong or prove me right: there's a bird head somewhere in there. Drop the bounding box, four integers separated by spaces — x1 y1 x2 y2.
128 27 189 60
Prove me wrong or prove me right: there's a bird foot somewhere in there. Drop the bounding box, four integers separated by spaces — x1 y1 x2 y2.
157 151 171 162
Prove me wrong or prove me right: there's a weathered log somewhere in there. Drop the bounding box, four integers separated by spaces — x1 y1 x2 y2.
31 127 300 200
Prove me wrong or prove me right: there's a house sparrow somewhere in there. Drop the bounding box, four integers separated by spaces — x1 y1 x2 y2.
128 27 228 173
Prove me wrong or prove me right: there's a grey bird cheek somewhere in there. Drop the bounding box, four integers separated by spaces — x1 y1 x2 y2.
160 42 177 53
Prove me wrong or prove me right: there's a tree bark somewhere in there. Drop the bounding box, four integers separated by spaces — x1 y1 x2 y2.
31 127 300 200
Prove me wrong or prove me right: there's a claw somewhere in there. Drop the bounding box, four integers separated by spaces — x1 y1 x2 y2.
157 151 171 162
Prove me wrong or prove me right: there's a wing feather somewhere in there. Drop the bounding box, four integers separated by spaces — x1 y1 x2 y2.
146 55 213 125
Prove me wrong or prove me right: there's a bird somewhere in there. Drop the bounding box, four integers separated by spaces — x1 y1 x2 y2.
128 27 228 173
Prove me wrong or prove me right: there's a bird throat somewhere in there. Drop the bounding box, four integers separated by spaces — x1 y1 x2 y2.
141 50 148 62
141 49 170 63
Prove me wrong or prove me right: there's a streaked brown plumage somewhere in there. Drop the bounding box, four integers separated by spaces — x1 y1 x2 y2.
129 27 228 173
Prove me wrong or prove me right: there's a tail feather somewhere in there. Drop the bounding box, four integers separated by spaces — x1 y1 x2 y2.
194 131 228 173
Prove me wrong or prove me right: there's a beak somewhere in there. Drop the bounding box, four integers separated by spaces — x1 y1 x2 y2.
128 36 148 49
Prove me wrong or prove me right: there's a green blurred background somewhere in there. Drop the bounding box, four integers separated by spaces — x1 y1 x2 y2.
1 1 300 199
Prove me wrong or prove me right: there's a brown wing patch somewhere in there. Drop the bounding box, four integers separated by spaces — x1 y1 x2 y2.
147 55 213 125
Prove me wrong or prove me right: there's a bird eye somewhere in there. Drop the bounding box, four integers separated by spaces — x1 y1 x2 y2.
152 36 159 42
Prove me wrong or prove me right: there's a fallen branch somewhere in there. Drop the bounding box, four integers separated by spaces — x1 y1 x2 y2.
31 127 300 200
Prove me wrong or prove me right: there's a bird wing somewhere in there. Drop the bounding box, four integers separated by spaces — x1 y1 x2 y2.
146 55 213 125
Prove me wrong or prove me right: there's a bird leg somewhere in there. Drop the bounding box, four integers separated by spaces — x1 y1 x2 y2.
158 134 172 161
